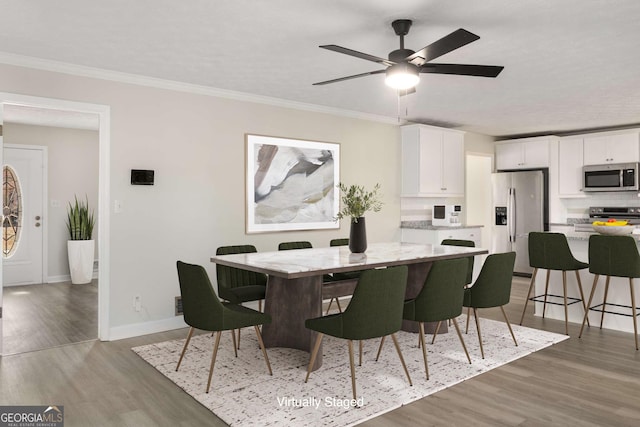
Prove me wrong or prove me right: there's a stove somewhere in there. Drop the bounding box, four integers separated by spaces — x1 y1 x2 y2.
589 206 640 223
574 207 640 232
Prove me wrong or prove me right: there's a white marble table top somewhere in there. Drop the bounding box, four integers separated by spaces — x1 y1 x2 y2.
211 242 488 279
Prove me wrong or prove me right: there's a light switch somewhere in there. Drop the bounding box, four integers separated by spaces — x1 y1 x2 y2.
114 200 123 213
50 199 61 208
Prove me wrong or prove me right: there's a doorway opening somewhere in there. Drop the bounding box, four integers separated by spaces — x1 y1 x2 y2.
465 153 493 257
0 93 110 356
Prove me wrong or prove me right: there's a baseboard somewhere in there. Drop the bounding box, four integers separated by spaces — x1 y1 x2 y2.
48 270 99 283
108 316 187 341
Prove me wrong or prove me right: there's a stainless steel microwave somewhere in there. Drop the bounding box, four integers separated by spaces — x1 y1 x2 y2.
583 162 639 192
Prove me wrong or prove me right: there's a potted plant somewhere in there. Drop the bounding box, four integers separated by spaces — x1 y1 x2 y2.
66 195 95 284
336 183 383 253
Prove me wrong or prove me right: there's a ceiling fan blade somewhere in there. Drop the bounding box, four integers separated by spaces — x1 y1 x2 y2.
420 63 504 78
405 29 480 65
313 69 386 86
320 45 396 67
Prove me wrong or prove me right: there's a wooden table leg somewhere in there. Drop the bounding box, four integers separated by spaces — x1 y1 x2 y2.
261 275 324 371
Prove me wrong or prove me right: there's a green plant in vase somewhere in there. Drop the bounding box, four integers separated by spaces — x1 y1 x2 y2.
336 183 383 253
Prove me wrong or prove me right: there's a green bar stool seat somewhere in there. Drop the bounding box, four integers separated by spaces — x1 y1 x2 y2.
520 232 590 335
579 235 640 350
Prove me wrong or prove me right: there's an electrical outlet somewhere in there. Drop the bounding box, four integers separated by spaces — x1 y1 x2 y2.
134 295 141 312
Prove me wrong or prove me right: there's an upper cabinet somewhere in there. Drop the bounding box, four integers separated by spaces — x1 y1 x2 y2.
583 131 640 165
558 137 585 197
401 124 465 197
495 137 551 170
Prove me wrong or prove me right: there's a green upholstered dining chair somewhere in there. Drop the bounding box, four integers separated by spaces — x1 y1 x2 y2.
463 252 518 359
175 261 272 393
579 235 640 350
278 241 313 251
378 257 472 380
304 266 412 400
520 232 590 335
330 238 350 247
215 245 267 310
441 239 475 286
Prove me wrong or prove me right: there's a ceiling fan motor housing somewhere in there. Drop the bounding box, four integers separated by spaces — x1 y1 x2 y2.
389 49 415 63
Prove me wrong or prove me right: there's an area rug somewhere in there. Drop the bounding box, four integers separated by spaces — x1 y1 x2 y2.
132 315 567 426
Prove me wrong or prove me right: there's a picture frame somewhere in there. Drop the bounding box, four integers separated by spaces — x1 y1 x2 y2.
246 134 340 233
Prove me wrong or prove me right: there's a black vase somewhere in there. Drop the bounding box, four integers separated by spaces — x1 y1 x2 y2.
349 217 367 253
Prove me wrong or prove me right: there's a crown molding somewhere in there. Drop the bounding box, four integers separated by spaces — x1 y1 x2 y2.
0 52 402 126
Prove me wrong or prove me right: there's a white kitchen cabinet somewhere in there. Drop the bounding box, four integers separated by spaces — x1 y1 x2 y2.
401 124 465 197
583 131 640 165
495 137 551 170
558 137 586 197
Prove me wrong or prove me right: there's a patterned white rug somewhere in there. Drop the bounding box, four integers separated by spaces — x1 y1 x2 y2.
133 315 567 427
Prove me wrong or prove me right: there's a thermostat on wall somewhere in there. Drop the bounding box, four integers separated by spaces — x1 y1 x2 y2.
131 169 154 185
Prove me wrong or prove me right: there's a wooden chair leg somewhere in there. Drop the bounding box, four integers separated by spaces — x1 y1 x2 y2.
176 327 194 371
206 331 222 393
473 308 485 359
575 270 590 327
375 336 385 361
390 333 413 386
326 298 334 315
520 268 538 325
562 270 569 335
259 299 262 313
579 275 600 338
359 340 363 366
452 317 472 364
305 333 324 383
601 276 610 329
630 279 639 351
500 306 518 346
254 325 272 375
418 322 429 380
231 329 238 357
348 340 357 400
336 297 343 313
542 270 551 318
465 306 471 333
237 328 241 350
431 321 442 345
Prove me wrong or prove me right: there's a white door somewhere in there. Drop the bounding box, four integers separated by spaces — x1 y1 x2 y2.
2 145 46 286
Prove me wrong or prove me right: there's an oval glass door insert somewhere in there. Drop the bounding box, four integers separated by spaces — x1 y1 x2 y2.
2 165 23 258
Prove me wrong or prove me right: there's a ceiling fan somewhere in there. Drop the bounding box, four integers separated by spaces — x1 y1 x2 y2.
313 19 504 94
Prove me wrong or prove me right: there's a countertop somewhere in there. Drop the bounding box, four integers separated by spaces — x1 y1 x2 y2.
400 220 483 230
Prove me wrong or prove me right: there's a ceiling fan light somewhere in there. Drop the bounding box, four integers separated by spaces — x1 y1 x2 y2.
385 63 420 90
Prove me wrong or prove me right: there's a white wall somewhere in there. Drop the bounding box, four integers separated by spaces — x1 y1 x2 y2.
0 63 402 335
4 123 99 281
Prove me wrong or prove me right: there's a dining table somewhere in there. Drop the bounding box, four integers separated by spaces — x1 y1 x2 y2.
211 241 488 370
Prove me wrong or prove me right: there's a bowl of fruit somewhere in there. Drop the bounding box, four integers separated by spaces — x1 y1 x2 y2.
592 219 635 235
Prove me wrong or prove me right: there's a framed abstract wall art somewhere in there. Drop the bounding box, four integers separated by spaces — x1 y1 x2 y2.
245 134 340 233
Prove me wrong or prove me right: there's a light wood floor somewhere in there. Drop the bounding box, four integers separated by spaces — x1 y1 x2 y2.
2 280 98 355
1 277 639 426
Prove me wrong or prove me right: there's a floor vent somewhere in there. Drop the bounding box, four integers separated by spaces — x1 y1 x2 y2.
175 296 183 316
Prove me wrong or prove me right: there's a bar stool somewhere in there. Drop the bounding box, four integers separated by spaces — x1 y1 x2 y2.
520 232 590 335
579 235 640 350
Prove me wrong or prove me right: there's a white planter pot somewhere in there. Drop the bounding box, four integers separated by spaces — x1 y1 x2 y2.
67 240 95 284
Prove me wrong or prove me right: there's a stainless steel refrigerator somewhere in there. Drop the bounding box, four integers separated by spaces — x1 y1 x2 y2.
491 170 548 275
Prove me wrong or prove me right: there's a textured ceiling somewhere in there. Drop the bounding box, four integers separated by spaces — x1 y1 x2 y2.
0 0 639 137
